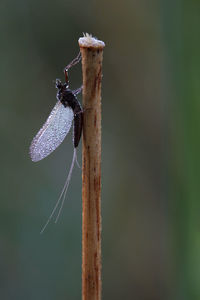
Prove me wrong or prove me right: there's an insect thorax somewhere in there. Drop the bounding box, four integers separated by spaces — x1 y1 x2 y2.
56 84 77 110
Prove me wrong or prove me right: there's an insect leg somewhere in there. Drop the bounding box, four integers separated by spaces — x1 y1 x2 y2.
72 85 83 96
64 52 82 86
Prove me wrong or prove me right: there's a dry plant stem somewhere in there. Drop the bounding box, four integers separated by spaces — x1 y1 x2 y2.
79 35 105 300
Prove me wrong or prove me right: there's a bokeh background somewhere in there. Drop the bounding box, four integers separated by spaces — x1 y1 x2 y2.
1 0 200 299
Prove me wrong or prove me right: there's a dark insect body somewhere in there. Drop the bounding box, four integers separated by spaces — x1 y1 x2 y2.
56 79 83 148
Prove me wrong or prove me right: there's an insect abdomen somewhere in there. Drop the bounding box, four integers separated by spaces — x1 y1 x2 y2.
74 104 83 147
61 89 83 148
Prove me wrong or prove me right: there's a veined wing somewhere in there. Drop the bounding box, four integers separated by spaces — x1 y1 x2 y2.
30 101 74 162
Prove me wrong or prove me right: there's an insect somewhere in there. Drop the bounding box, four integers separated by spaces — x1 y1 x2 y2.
29 52 83 233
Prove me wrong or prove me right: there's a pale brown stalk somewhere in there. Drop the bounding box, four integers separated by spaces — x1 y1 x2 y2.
78 34 105 300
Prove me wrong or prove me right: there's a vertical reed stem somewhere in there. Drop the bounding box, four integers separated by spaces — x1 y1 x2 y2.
78 34 105 300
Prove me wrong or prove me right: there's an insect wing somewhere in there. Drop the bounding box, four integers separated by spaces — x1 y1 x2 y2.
30 101 74 162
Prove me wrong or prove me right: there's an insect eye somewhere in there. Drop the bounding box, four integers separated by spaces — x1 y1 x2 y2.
55 79 62 89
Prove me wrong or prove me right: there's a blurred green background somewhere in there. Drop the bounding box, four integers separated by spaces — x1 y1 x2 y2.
1 0 200 299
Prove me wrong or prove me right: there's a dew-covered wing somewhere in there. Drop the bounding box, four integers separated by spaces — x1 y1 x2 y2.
30 101 74 162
